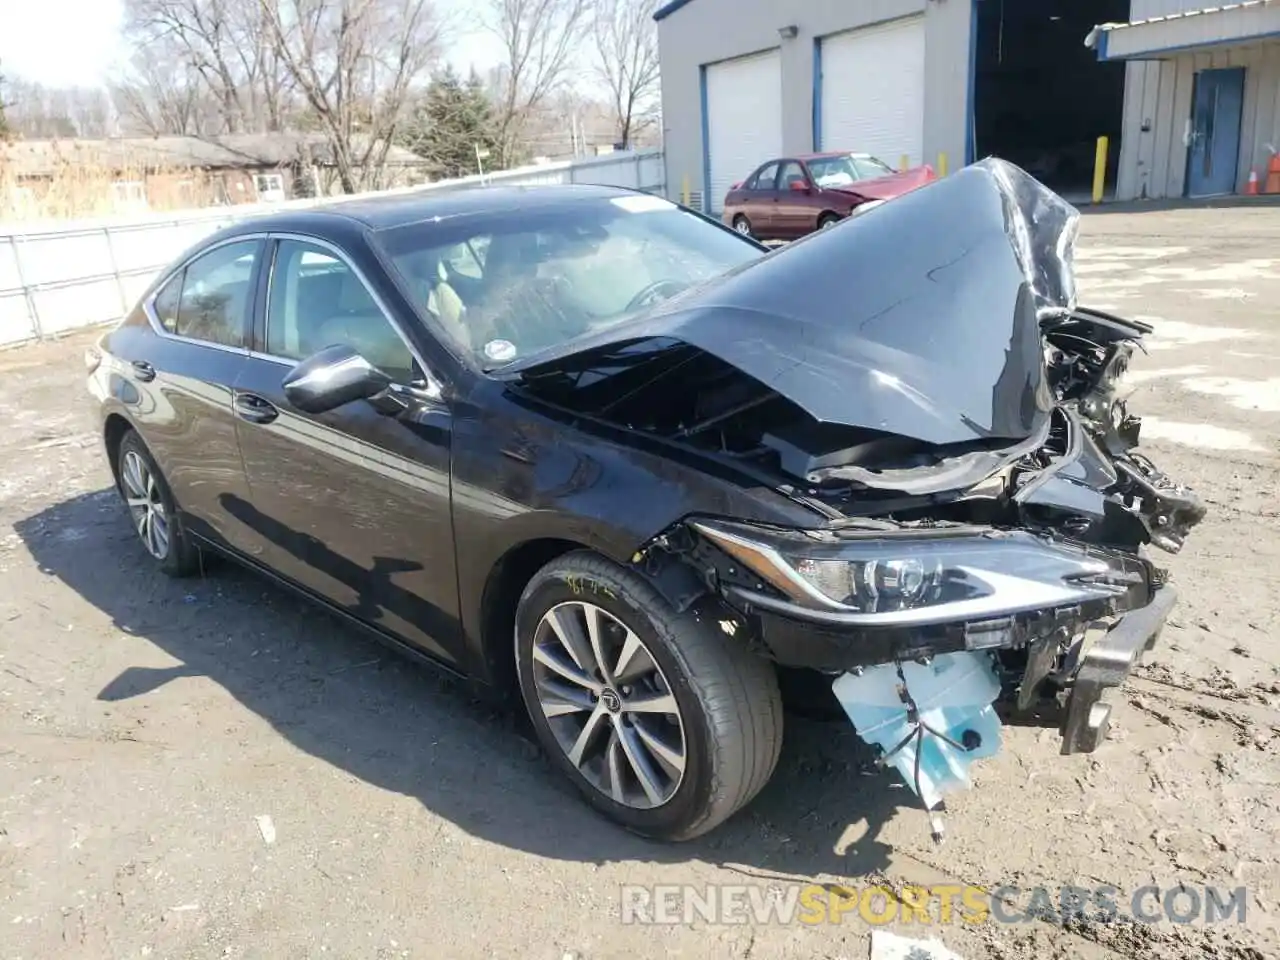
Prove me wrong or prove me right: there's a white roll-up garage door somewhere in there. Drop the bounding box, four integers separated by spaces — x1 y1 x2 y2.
820 17 925 167
705 49 783 213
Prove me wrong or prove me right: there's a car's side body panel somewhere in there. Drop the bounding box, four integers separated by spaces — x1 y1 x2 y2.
94 282 260 553
447 379 824 685
230 354 464 666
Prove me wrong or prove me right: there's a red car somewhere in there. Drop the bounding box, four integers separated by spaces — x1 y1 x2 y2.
722 152 937 241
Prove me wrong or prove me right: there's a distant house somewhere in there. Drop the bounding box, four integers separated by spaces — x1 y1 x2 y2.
0 133 430 219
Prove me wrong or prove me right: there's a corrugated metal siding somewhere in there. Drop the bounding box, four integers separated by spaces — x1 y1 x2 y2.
1115 41 1280 199
1131 0 1242 18
1105 3 1280 58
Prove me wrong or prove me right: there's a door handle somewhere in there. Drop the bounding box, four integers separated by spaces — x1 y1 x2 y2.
233 392 279 425
131 360 156 382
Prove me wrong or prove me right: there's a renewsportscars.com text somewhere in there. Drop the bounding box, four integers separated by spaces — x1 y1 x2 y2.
619 883 1248 927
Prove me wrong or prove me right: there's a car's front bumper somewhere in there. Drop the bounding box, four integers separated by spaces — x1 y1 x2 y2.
721 577 1174 757
1059 583 1175 754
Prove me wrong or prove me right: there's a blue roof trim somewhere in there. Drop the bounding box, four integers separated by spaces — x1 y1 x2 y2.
654 0 697 21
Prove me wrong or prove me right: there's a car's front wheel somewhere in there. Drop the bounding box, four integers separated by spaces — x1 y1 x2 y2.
116 429 202 577
515 551 783 841
732 215 753 237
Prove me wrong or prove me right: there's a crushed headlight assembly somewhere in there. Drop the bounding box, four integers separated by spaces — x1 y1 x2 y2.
690 518 1147 628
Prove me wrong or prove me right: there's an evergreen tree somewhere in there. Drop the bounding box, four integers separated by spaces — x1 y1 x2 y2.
401 66 501 181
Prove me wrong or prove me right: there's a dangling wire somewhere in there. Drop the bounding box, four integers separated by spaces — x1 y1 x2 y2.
873 660 978 844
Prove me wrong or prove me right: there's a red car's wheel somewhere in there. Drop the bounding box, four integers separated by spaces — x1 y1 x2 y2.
732 215 753 237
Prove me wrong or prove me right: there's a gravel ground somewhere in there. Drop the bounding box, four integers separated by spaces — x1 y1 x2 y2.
1 204 1278 960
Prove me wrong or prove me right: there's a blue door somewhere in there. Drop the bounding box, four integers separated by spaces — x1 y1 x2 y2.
1186 67 1246 198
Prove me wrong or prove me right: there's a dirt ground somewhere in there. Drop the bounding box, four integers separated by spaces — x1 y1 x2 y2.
2 204 1278 960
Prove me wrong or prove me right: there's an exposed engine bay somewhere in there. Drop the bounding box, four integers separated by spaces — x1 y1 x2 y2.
500 157 1207 838
510 307 1204 558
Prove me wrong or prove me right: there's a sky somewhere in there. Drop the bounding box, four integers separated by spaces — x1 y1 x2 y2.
0 0 505 89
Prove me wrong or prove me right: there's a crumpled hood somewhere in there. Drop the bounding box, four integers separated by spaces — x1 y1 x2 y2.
501 158 1082 448
826 165 936 201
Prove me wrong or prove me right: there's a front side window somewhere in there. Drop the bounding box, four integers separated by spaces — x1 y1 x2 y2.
376 195 764 368
151 239 259 347
778 161 808 191
266 239 417 383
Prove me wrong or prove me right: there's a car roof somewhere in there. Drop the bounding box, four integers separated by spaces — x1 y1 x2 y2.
792 151 879 162
228 182 642 234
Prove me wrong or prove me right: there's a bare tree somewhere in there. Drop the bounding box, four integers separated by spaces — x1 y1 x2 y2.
5 79 113 138
121 0 294 134
110 56 211 136
257 0 445 193
591 0 659 150
486 0 589 166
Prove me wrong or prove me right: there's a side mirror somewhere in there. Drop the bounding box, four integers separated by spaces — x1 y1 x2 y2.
282 344 393 414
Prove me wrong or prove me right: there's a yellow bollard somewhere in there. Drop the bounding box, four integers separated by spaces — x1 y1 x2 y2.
1092 136 1109 204
682 175 691 208
937 152 948 177
900 154 910 173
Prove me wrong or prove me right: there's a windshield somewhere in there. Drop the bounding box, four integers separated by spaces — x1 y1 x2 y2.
375 195 763 368
808 154 896 188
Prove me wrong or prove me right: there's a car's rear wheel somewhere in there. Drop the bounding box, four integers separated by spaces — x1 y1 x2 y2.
116 430 201 577
732 215 753 237
515 551 783 841
818 212 842 230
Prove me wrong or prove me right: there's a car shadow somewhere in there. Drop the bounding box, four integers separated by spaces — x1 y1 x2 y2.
15 489 922 884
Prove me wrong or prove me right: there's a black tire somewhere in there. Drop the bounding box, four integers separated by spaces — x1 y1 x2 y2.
116 430 202 577
817 211 842 230
732 214 753 237
515 550 783 841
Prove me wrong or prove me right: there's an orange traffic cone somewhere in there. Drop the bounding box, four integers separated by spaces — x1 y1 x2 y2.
1267 153 1280 194
1247 168 1259 195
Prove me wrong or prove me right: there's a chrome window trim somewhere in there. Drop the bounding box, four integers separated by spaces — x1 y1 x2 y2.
263 232 444 401
140 233 269 354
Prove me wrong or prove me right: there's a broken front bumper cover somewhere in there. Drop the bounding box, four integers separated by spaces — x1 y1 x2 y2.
1060 583 1176 754
692 518 1174 755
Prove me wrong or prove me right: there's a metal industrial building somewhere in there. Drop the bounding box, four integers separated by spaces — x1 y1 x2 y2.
654 0 974 214
1090 1 1280 200
656 0 1280 210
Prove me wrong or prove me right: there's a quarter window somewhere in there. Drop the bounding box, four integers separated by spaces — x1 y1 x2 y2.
266 239 417 383
151 239 259 347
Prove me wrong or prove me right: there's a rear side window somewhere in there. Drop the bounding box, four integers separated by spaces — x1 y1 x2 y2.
748 163 779 190
151 240 260 347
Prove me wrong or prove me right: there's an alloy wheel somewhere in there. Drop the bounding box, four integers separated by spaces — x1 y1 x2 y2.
734 219 751 235
530 601 687 809
121 449 170 560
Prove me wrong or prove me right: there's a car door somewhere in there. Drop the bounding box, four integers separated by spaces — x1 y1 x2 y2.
229 235 463 666
118 236 265 551
740 161 781 236
774 161 820 239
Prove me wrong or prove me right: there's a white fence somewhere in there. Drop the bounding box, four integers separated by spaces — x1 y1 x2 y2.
0 149 666 348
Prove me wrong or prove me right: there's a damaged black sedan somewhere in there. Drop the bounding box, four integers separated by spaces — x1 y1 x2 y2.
88 159 1205 842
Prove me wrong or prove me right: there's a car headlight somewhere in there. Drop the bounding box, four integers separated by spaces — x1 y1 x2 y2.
691 519 1147 627
850 199 886 217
